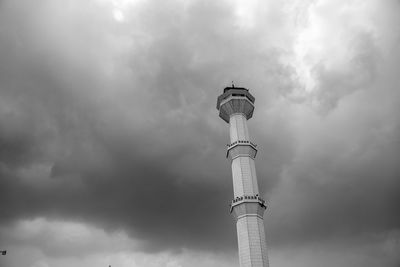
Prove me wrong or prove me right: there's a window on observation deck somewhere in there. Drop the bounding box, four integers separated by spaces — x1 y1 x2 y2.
231 93 253 102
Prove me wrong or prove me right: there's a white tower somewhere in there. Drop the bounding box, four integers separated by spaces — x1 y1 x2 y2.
217 86 269 267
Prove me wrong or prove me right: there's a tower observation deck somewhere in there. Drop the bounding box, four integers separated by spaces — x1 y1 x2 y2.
217 86 269 267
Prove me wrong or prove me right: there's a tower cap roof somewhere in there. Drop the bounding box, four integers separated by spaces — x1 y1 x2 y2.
223 86 248 93
216 87 255 110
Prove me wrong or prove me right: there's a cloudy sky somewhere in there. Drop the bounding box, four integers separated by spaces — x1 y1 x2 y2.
0 0 399 266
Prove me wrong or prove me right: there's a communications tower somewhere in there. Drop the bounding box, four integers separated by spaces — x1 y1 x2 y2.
217 86 269 267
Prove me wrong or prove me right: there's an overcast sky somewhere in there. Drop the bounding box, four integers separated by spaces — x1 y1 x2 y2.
0 0 399 266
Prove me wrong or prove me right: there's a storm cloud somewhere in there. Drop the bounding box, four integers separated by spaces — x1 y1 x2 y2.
0 0 399 267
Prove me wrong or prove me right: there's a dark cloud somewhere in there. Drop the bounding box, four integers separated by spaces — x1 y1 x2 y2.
0 0 399 266
0 0 291 255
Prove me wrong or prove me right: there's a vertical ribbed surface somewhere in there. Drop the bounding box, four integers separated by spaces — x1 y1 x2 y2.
228 111 269 267
236 216 269 267
231 157 259 197
230 114 250 142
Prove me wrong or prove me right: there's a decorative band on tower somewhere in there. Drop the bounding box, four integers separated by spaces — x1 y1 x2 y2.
217 86 269 267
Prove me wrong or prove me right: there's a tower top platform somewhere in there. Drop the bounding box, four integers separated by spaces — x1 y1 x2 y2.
216 86 256 123
216 87 255 110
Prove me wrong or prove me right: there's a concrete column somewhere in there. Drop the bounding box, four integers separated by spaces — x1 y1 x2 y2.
231 157 259 198
236 216 269 267
229 113 268 267
230 114 250 143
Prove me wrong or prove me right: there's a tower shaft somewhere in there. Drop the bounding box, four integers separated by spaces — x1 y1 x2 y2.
230 114 259 197
217 87 269 267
